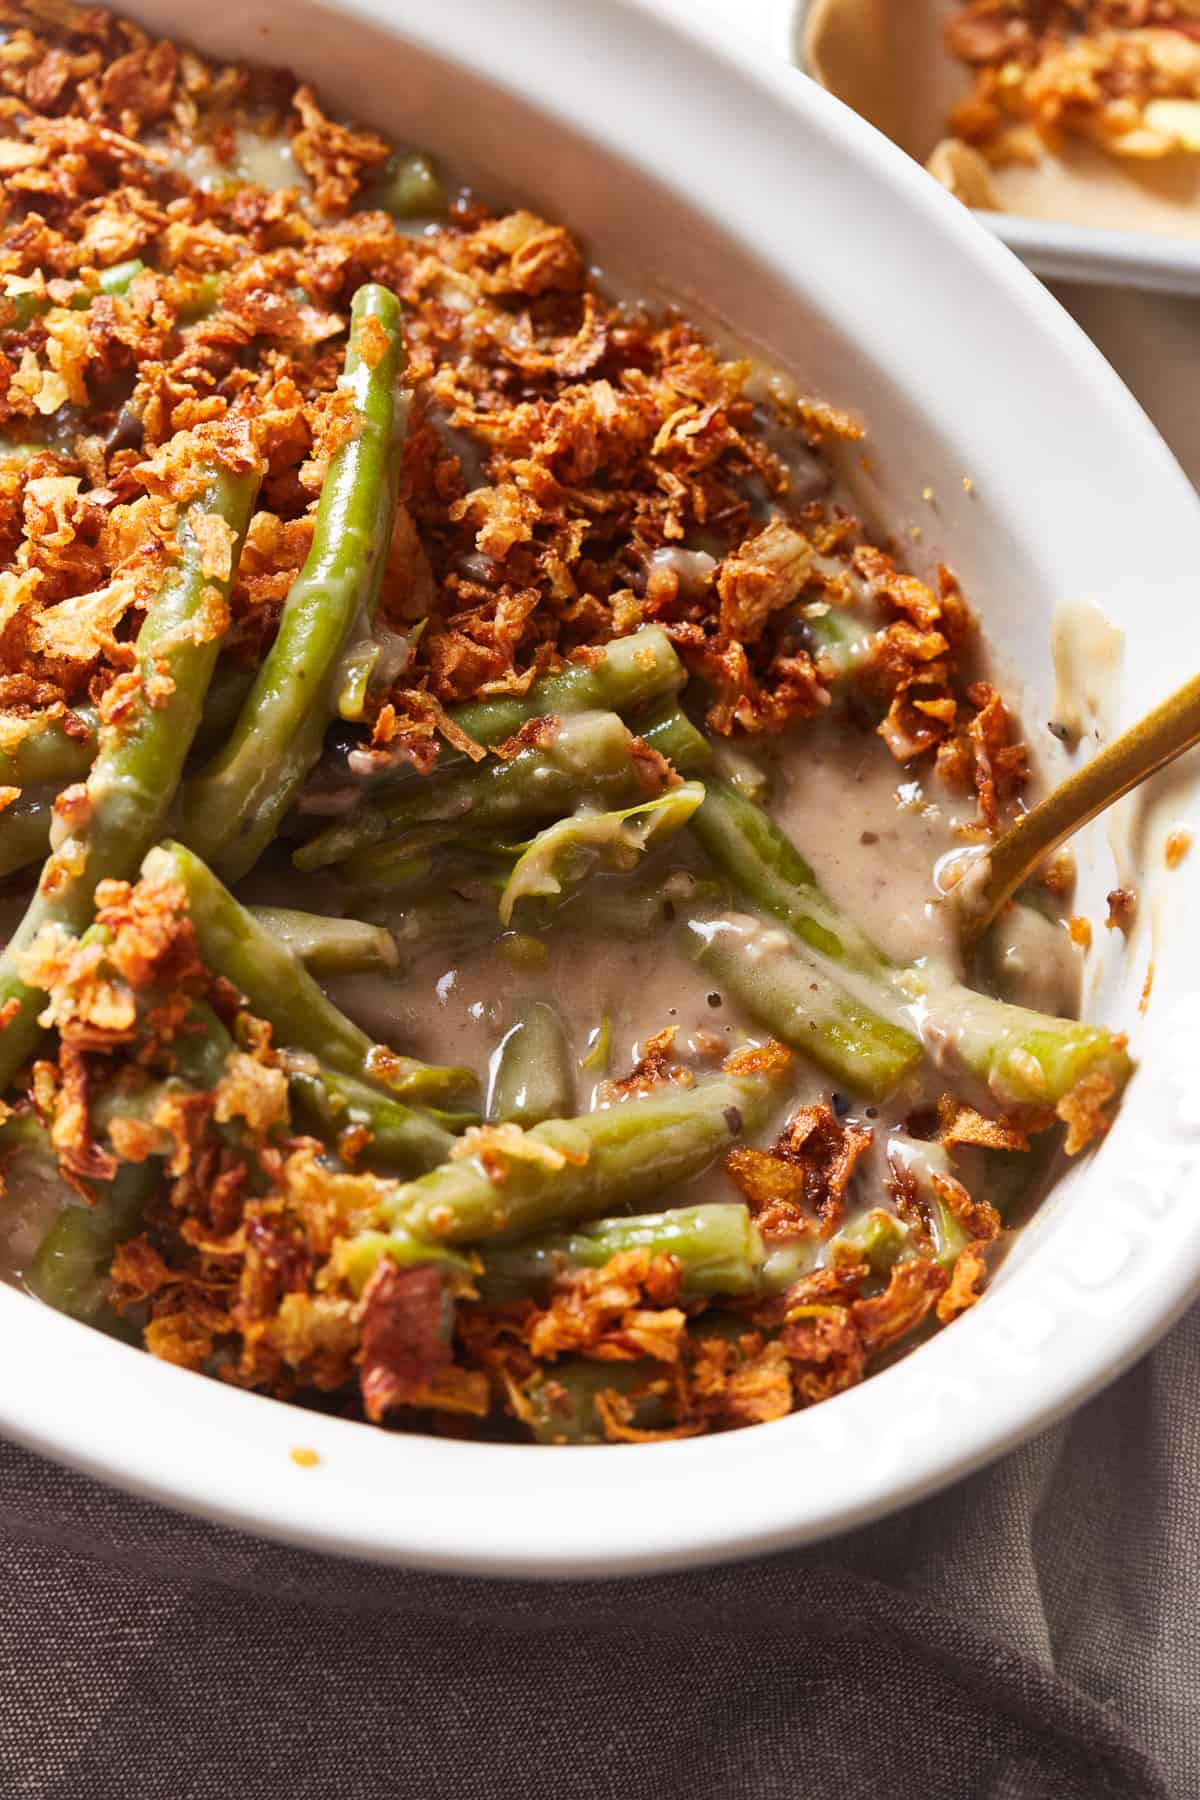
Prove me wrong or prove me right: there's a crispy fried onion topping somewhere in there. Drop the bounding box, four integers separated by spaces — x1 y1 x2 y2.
725 1101 873 1241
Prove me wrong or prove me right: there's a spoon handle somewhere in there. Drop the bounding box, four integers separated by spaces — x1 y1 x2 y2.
961 668 1200 952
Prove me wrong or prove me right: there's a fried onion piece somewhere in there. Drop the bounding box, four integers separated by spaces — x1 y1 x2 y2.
525 1248 686 1363
1056 1069 1119 1155
725 1102 872 1241
851 1256 948 1354
937 1242 991 1324
600 1026 694 1101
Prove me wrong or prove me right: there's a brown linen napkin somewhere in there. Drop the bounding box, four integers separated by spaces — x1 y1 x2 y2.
0 1302 1194 1800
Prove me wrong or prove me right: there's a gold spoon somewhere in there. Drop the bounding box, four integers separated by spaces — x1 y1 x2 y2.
958 670 1200 953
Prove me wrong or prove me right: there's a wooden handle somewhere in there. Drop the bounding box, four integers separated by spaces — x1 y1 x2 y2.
960 668 1200 953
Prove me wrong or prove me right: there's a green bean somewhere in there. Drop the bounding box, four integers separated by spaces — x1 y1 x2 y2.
0 795 55 881
0 708 96 791
331 1225 475 1297
0 459 262 1086
248 907 399 976
175 270 224 323
443 626 684 755
89 1077 181 1158
78 259 147 304
28 1159 158 1335
487 1000 575 1127
1 259 147 332
288 1065 456 1174
802 603 878 684
0 664 257 884
682 913 922 1101
346 625 684 795
142 841 474 1102
634 701 711 772
363 887 505 959
518 1358 673 1445
692 780 887 977
384 1062 788 1245
479 1202 763 1303
372 151 448 219
181 285 407 881
498 782 705 925
830 1206 913 1277
691 780 1133 1111
357 865 718 955
0 659 253 802
193 658 258 758
886 1133 970 1268
300 708 678 874
544 866 720 938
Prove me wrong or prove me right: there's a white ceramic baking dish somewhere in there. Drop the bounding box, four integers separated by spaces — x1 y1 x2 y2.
777 0 1200 296
0 0 1197 1577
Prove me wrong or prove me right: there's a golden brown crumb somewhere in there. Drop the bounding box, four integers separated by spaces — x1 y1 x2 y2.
1056 1067 1121 1155
289 1446 320 1468
1067 915 1093 950
937 1243 991 1324
937 1094 1032 1153
1106 886 1137 932
600 1026 693 1101
1166 827 1193 869
725 1103 873 1241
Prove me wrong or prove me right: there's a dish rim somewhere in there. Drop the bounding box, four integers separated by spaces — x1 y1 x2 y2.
0 0 1196 1578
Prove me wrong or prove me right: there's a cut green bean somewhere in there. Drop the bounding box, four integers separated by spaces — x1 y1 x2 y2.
480 1202 763 1303
692 780 888 977
142 841 474 1102
801 603 878 684
0 663 258 883
682 913 922 1101
498 782 705 925
372 151 448 219
487 1000 575 1127
0 459 262 1086
181 285 406 881
288 1065 456 1174
0 659 254 801
634 701 711 772
1 259 146 331
28 1159 158 1335
0 795 55 881
81 258 146 303
0 708 96 791
443 626 684 755
340 625 685 797
519 1358 672 1445
248 907 399 977
691 780 1133 1112
301 708 678 873
385 1062 788 1246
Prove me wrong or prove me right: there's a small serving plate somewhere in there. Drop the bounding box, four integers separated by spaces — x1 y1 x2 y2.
776 0 1200 295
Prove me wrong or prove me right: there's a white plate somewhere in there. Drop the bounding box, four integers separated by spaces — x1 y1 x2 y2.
1 0 1199 1578
776 0 1200 296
